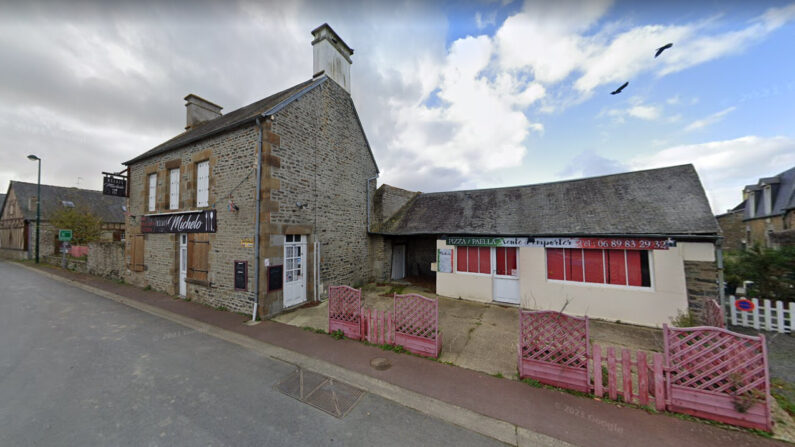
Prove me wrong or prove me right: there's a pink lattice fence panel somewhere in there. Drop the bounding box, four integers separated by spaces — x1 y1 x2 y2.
518 310 590 393
664 324 771 431
328 286 362 340
704 299 725 329
393 294 442 358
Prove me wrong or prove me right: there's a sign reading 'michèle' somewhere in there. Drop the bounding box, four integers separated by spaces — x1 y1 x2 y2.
141 210 217 234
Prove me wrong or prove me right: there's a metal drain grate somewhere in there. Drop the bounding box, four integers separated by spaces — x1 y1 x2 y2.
276 369 365 418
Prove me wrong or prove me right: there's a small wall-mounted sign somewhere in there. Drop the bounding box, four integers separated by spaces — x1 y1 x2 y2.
102 174 127 197
437 248 453 273
141 210 217 234
735 298 755 312
58 229 73 242
240 237 254 248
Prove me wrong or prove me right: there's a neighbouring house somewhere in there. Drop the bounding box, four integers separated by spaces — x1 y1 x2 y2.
731 166 795 249
122 24 380 317
0 181 126 260
371 165 721 327
715 202 746 251
0 194 6 213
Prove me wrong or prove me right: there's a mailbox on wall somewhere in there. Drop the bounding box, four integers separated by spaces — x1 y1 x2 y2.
268 265 283 292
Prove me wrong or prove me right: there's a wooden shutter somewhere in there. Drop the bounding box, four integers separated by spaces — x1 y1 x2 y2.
196 161 209 207
187 233 209 281
130 234 145 272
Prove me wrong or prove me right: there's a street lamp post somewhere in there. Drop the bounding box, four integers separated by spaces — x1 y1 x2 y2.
27 155 41 263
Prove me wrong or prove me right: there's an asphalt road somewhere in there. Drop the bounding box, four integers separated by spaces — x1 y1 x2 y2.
0 261 503 447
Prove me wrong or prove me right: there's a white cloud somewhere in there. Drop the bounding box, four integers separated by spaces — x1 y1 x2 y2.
629 136 795 211
685 106 736 131
475 11 497 30
603 97 662 122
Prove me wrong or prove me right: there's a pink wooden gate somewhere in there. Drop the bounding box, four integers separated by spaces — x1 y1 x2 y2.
362 308 394 345
663 324 771 431
328 286 362 340
592 344 666 411
704 299 725 329
518 310 590 392
393 294 442 358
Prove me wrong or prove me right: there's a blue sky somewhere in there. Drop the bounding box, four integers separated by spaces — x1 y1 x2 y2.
1 0 794 213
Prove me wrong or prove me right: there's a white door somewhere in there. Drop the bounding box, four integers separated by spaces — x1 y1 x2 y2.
284 235 307 308
493 247 520 304
391 244 406 280
179 234 187 297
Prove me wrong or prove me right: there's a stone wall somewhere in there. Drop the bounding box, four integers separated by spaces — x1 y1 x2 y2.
87 241 125 279
684 260 719 323
124 78 379 318
43 254 88 273
0 248 27 260
125 124 260 315
372 184 417 228
746 215 785 248
716 210 745 251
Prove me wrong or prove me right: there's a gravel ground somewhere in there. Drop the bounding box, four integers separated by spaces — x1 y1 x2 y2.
730 325 795 396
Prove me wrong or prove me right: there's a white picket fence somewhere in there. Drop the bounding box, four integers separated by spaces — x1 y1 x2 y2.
729 295 794 333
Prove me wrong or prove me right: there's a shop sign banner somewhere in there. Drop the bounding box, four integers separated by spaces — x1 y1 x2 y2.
446 236 669 250
102 175 127 197
141 210 217 234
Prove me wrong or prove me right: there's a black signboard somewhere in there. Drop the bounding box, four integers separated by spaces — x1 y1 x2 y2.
234 261 248 291
141 210 217 234
267 265 283 292
103 175 127 197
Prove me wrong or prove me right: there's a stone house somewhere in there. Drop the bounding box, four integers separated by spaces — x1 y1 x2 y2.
716 166 795 249
371 165 722 327
122 24 379 318
0 181 126 260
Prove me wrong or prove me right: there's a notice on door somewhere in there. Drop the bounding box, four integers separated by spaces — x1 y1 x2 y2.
437 248 453 273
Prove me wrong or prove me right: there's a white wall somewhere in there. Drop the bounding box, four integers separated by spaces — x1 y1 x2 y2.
435 239 715 327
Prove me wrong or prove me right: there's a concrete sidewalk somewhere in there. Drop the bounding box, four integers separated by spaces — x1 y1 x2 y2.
15 262 785 447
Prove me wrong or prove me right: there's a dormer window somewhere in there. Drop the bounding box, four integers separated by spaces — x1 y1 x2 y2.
28 197 37 210
763 185 772 215
747 191 755 218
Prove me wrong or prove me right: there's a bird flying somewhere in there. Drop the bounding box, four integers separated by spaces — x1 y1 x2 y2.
611 82 629 95
655 43 673 58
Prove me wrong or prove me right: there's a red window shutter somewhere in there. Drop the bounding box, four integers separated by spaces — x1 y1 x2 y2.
583 249 605 283
467 247 478 273
626 250 642 286
457 247 467 272
567 249 584 282
547 248 564 280
479 247 491 274
607 249 626 285
496 247 507 275
506 247 517 276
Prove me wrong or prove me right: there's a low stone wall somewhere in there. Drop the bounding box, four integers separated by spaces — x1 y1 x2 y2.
0 248 28 260
43 254 88 273
87 241 125 280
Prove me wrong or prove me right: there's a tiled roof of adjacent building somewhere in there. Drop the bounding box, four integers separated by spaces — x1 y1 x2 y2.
744 165 795 220
6 181 125 223
0 194 5 213
376 164 720 237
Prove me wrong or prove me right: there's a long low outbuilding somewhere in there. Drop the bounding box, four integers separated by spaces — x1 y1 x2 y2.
370 164 721 327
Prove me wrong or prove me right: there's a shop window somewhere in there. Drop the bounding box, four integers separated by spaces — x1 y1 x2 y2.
547 248 650 287
496 247 518 276
169 168 180 210
456 246 491 274
187 233 210 281
148 173 157 212
196 161 209 208
129 234 145 272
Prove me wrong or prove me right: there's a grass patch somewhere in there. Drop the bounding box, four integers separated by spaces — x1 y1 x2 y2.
330 329 345 340
772 378 795 417
215 305 229 312
492 372 504 379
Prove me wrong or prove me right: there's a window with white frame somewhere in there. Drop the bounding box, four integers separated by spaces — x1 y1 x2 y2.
546 248 651 288
148 173 157 212
196 161 209 208
456 246 491 274
169 168 180 210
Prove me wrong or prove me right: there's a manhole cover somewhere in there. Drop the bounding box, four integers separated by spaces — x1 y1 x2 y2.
275 369 365 419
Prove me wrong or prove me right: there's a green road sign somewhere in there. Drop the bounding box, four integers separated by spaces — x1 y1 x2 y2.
58 229 73 242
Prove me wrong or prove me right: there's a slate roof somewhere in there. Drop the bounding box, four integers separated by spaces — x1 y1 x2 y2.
743 166 795 219
6 181 125 223
376 164 719 237
0 194 5 213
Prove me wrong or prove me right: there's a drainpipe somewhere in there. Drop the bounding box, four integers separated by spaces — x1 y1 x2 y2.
366 175 378 232
252 117 265 321
716 238 726 326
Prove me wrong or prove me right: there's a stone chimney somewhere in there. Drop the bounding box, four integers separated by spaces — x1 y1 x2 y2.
311 23 353 93
184 94 222 130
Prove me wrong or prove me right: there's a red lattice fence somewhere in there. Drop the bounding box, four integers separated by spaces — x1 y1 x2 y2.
663 324 771 431
704 299 725 329
518 310 590 392
328 286 362 340
394 293 442 358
